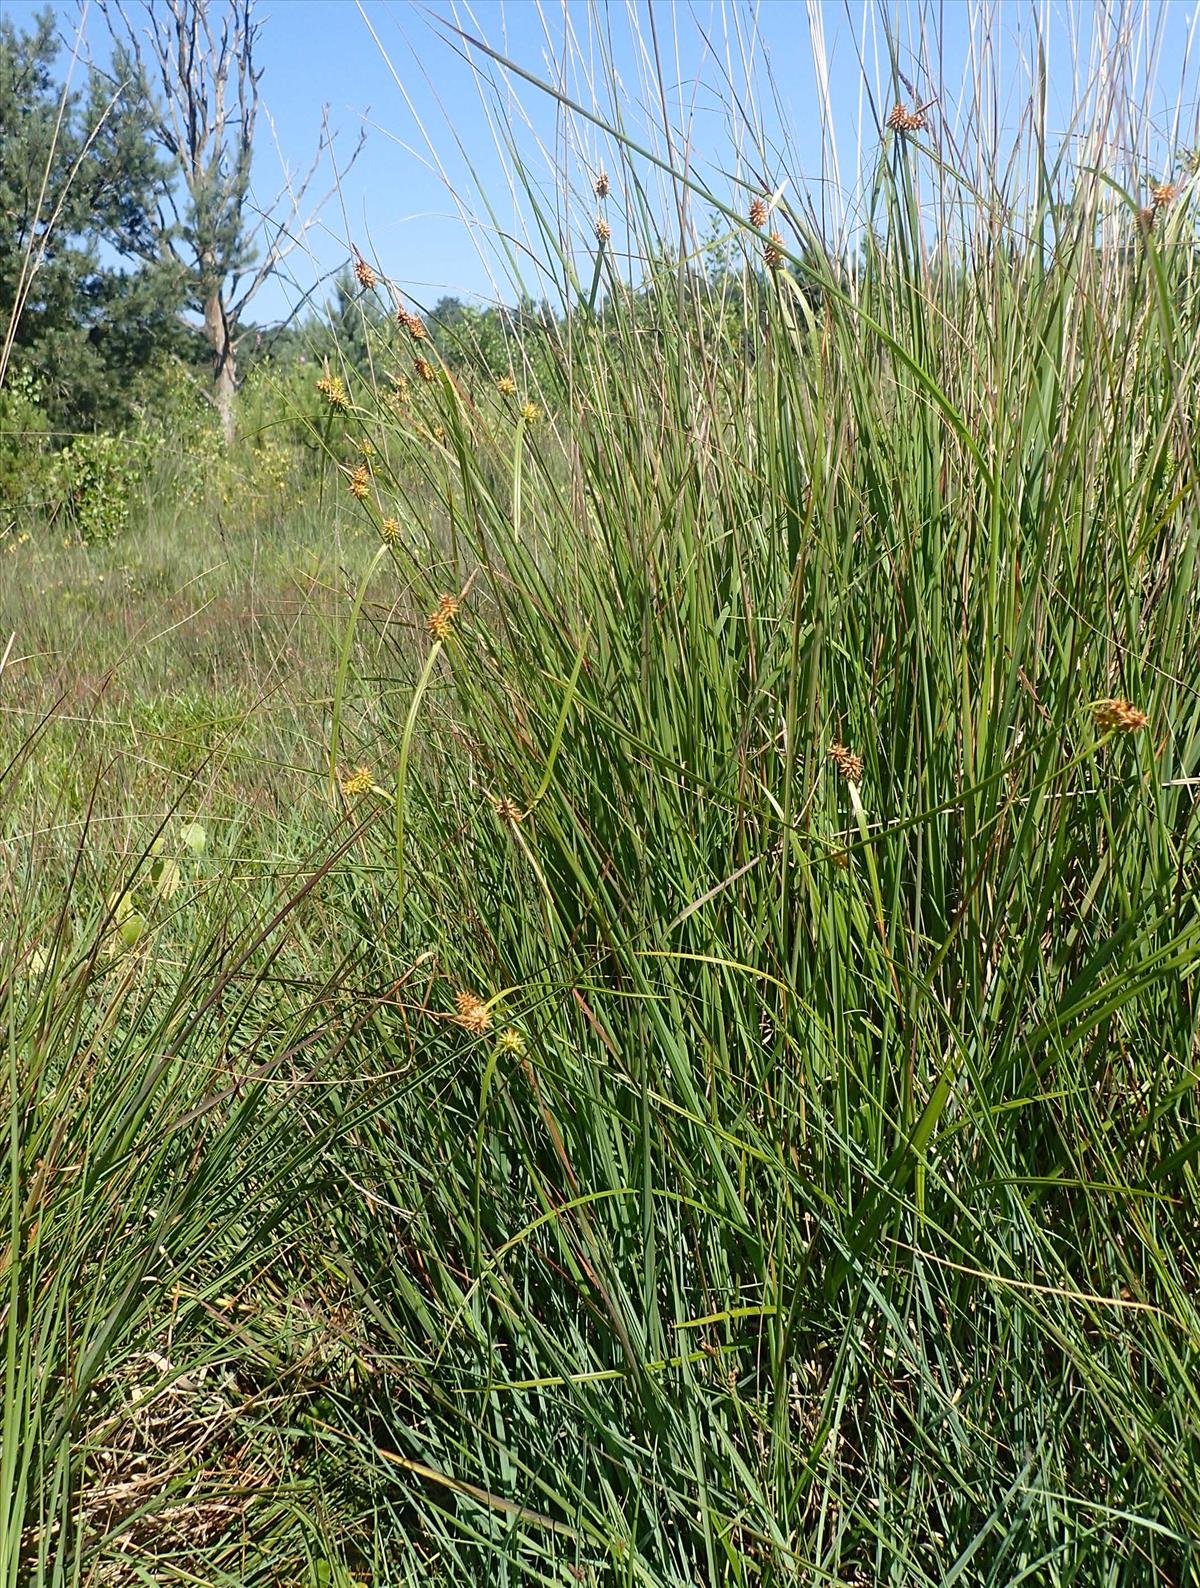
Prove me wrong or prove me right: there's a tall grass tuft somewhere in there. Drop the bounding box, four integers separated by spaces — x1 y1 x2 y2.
5 3 1200 1582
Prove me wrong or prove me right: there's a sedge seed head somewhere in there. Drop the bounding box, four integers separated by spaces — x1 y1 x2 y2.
414 356 435 383
519 400 540 425
493 794 523 825
340 765 373 798
496 1027 526 1056
497 373 517 397
1093 698 1148 734
453 990 492 1037
749 196 768 229
595 216 612 244
1151 181 1176 208
380 517 402 543
763 230 784 270
829 743 864 783
353 252 377 290
593 170 610 199
887 102 928 134
316 370 348 411
347 463 370 501
426 593 460 641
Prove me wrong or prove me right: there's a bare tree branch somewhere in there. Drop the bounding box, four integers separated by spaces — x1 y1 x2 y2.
91 0 363 441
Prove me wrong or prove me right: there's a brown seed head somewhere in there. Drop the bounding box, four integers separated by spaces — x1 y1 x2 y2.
388 372 411 407
426 593 460 641
453 990 492 1037
1093 698 1148 734
1137 205 1157 234
1150 181 1176 208
594 170 610 199
493 794 523 825
749 196 768 229
829 743 864 783
397 307 427 339
347 463 370 501
414 356 435 383
595 216 611 244
764 230 785 270
353 252 377 290
887 103 927 134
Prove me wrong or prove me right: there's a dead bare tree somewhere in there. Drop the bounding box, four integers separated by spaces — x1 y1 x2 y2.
95 0 363 442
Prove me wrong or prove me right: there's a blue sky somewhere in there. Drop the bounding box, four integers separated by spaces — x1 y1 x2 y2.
11 1 1199 325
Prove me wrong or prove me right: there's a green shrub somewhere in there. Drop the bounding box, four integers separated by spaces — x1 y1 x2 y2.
47 430 145 543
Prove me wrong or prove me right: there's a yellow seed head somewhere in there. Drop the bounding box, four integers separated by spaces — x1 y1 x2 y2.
316 370 348 411
453 990 492 1037
380 517 402 543
595 216 612 244
829 743 864 783
496 1027 526 1056
347 463 370 501
426 593 460 641
340 765 373 798
353 252 377 290
749 196 768 229
1093 698 1148 734
1150 181 1176 208
593 170 610 199
497 374 517 397
519 400 539 425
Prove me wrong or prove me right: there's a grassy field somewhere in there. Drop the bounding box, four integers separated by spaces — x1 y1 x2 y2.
4 11 1200 1586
